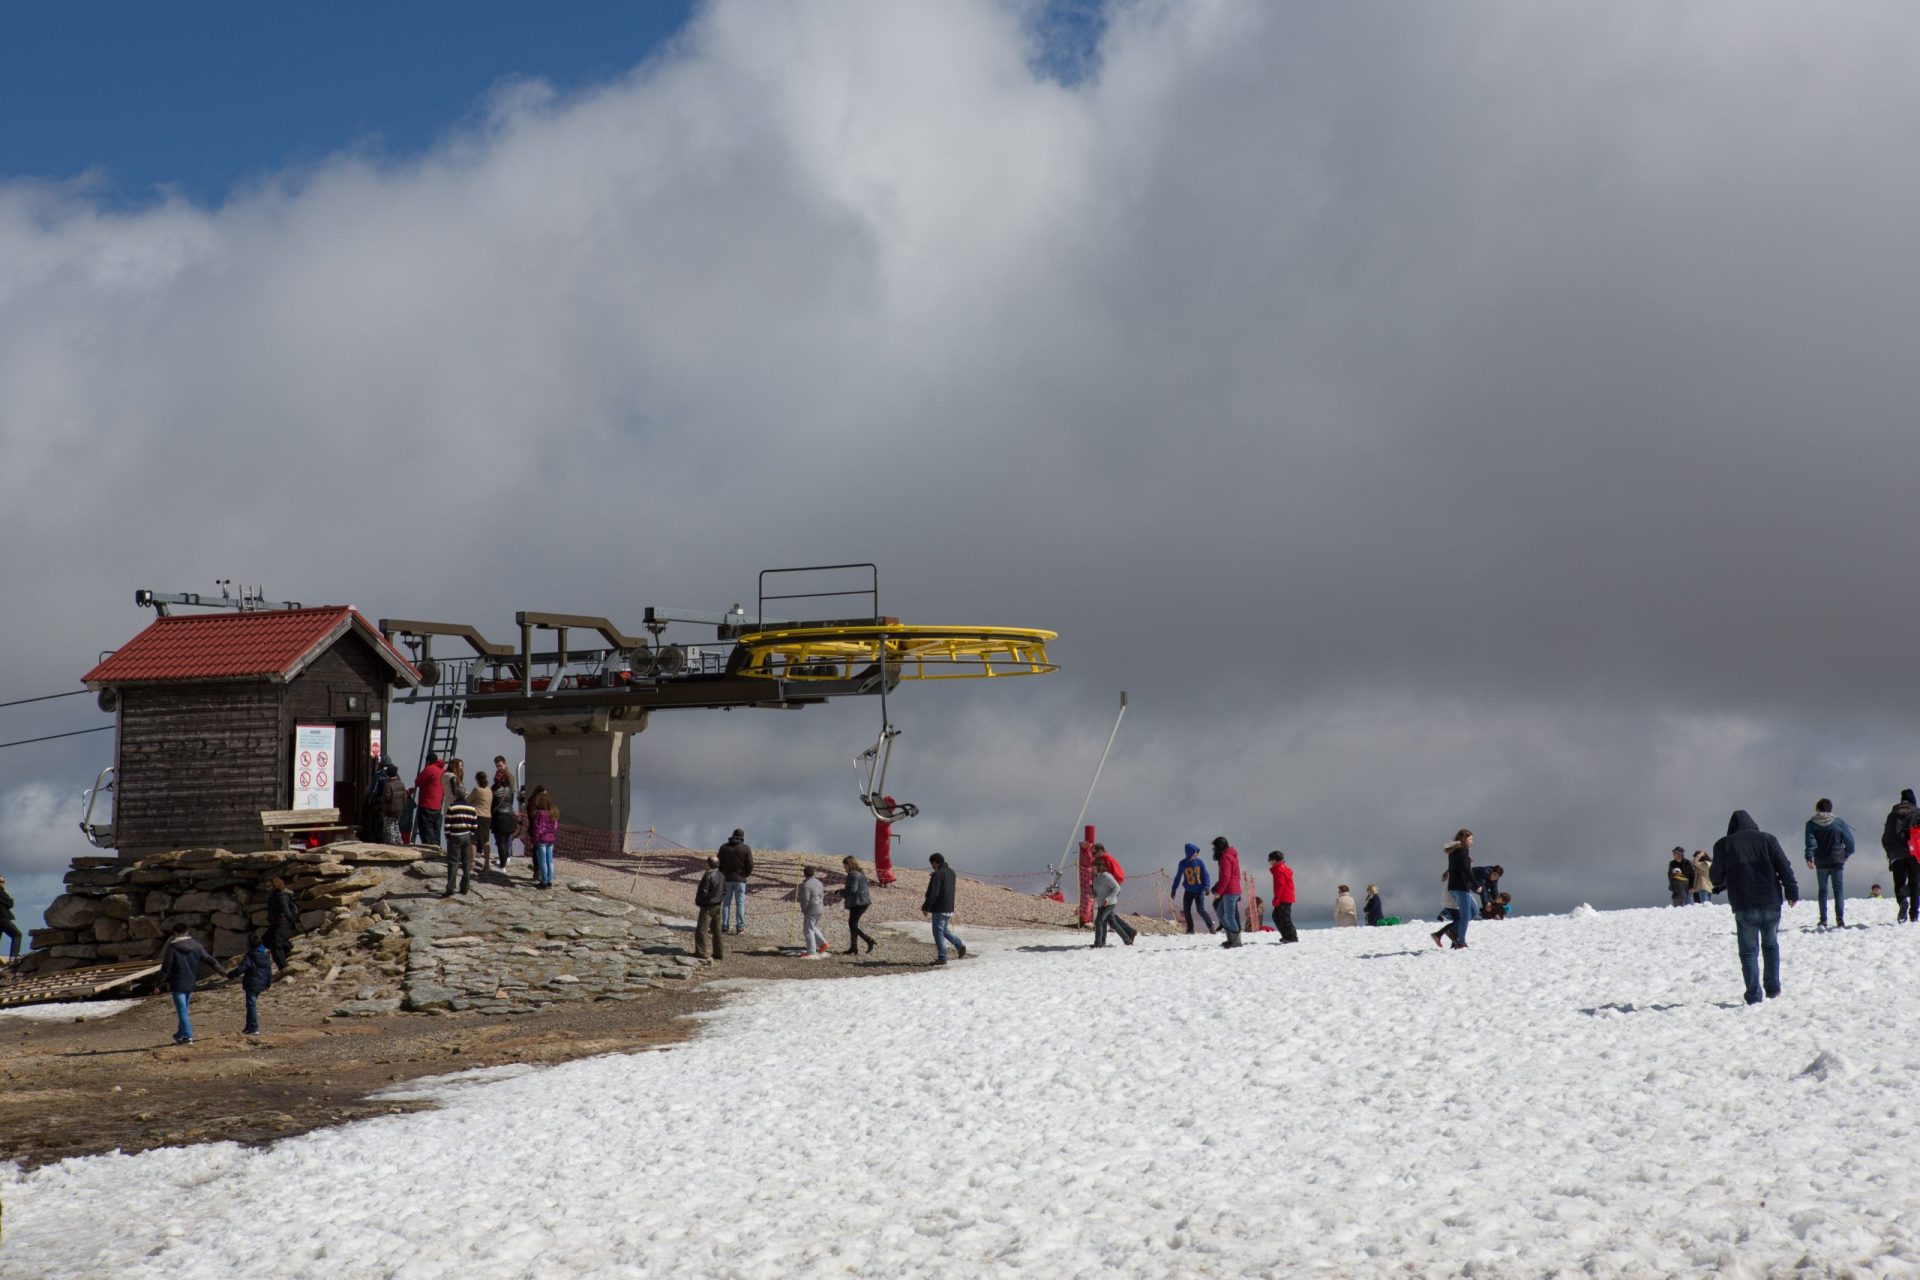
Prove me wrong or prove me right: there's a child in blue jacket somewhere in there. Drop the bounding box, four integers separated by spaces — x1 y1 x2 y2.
1170 843 1217 934
228 937 274 1036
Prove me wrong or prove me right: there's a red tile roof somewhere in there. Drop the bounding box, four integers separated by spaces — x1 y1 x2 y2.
83 607 421 687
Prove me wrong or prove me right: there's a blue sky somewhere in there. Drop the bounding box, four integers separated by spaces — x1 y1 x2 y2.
0 1 696 205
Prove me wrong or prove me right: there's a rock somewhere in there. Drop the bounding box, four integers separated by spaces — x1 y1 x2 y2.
171 890 234 915
403 985 459 1012
334 999 402 1017
433 935 488 948
91 916 131 944
211 911 249 932
212 928 250 957
30 928 79 948
96 894 136 921
544 925 580 939
50 944 101 958
128 916 164 940
547 975 580 985
97 939 160 960
44 895 100 930
566 881 598 893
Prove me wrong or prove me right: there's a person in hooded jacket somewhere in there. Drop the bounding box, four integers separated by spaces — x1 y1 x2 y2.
1803 798 1855 928
227 936 273 1035
1210 837 1244 949
262 877 300 971
718 828 753 934
1710 810 1799 1005
1432 830 1476 950
159 929 215 1045
377 763 407 845
1170 843 1216 934
1090 863 1137 947
1267 852 1299 942
692 855 726 960
841 856 878 954
1880 790 1920 924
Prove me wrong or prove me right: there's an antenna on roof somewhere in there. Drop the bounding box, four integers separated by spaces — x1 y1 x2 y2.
134 582 303 617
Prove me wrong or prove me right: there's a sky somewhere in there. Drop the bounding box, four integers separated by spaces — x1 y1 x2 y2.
5 0 1920 934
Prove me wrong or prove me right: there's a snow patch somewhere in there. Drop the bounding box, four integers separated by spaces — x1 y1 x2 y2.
0 999 141 1022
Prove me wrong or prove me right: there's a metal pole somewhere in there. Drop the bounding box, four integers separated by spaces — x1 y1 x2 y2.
1056 692 1127 875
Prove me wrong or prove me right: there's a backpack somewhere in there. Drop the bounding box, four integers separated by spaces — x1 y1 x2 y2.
1908 826 1920 862
1101 854 1126 883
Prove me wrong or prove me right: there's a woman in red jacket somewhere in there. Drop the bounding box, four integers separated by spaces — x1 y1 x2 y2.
1211 837 1244 948
1266 851 1299 943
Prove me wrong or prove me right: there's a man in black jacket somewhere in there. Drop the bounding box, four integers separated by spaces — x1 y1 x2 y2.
718 828 753 935
1710 811 1799 1006
262 878 300 971
1880 790 1920 924
158 929 215 1045
0 873 20 964
693 855 726 960
921 852 967 964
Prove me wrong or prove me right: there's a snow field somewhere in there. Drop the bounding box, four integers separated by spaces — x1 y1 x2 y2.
6 898 1920 1278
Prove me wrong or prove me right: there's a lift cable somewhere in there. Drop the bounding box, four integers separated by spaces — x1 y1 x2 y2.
0 725 113 752
0 689 88 710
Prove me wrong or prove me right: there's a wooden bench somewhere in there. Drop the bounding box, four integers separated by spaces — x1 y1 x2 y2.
260 808 354 850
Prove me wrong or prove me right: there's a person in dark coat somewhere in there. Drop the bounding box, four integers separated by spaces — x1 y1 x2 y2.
1363 884 1384 927
0 873 20 963
692 855 726 960
1710 810 1800 1005
1667 848 1693 907
159 929 215 1045
227 937 274 1035
489 759 518 867
377 764 408 845
262 877 300 971
841 856 878 954
1880 789 1920 924
1803 798 1855 928
921 852 966 964
718 828 754 935
1432 830 1476 950
1168 843 1216 934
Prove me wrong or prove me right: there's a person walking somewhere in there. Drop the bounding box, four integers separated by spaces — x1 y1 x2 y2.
1880 789 1920 924
411 753 447 848
1334 885 1359 928
692 854 726 960
226 935 273 1035
1267 852 1299 942
489 760 517 868
1667 847 1692 907
1363 884 1384 927
718 828 754 934
262 877 299 971
1710 810 1799 1004
1691 851 1714 904
526 786 559 889
466 771 493 868
1803 798 1855 928
841 856 878 955
377 763 407 845
1432 830 1476 950
1170 843 1216 934
798 867 829 958
1210 837 1244 949
443 787 480 897
1090 861 1137 947
922 852 967 964
159 928 215 1045
0 873 21 965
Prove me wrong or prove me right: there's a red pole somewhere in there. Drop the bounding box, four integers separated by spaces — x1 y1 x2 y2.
873 799 896 887
1077 824 1096 926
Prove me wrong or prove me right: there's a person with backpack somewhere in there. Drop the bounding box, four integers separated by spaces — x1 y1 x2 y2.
1169 843 1216 934
718 828 753 934
1267 851 1299 942
1432 830 1476 950
1667 847 1692 906
377 763 407 844
159 928 215 1045
262 877 300 971
526 786 559 889
1090 860 1137 947
921 852 967 964
1210 837 1244 949
1709 810 1799 1004
1880 789 1920 924
1803 798 1856 928
1364 884 1384 927
226 935 273 1035
841 856 878 954
692 855 726 960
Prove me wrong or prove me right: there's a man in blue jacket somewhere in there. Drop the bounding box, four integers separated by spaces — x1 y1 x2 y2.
1803 797 1855 929
1169 843 1216 934
158 929 215 1045
1710 810 1799 1005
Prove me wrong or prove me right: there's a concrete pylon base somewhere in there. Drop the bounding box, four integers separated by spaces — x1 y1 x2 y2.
508 708 647 853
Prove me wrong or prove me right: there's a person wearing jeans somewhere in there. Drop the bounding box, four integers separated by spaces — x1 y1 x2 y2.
922 852 967 964
1710 809 1799 1005
158 929 213 1046
1433 830 1477 949
1803 798 1855 928
719 829 754 933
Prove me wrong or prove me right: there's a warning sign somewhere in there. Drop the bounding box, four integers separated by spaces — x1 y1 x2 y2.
293 724 333 810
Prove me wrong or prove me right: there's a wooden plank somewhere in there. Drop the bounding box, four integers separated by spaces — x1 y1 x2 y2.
260 808 341 827
0 961 160 1008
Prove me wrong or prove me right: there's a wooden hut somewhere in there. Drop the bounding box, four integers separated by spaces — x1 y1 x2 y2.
82 607 420 859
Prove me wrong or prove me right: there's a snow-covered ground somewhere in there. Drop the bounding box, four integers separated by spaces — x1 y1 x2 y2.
0 998 140 1023
8 899 1919 1278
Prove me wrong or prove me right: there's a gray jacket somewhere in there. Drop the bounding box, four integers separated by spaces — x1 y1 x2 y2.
1091 869 1120 909
799 877 825 916
843 870 871 909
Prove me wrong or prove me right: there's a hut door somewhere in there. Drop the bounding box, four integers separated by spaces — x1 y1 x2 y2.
337 722 372 829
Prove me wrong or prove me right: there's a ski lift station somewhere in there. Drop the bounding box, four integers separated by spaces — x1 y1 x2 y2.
75 565 1056 859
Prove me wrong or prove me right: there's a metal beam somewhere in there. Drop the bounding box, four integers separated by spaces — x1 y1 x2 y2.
377 619 517 660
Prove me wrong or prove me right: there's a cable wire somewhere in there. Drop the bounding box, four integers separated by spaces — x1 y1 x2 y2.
0 725 113 751
0 689 88 709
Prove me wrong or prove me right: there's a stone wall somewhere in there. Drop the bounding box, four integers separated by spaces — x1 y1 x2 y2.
23 843 417 975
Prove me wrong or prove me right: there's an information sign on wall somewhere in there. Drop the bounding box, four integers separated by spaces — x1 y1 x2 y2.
294 723 335 811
